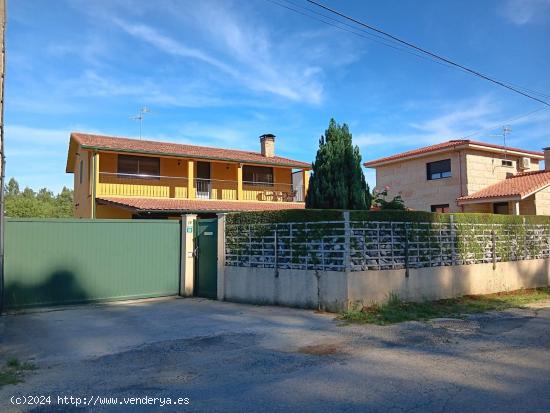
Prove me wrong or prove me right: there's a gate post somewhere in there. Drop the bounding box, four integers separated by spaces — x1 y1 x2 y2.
216 213 226 301
180 214 197 297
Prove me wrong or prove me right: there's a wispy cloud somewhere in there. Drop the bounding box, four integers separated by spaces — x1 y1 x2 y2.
109 1 341 104
356 97 550 159
356 98 497 148
499 0 550 25
112 18 237 76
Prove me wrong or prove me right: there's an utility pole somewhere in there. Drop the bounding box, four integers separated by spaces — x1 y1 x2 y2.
0 0 6 313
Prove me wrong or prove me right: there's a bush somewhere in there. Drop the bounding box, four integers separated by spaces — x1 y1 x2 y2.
227 209 550 226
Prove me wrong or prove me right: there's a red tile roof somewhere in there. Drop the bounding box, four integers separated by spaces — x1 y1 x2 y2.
97 197 305 212
67 132 310 172
457 170 550 203
364 139 544 167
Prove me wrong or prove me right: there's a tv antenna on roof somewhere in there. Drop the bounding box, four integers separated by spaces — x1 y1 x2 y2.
130 106 150 139
490 125 512 160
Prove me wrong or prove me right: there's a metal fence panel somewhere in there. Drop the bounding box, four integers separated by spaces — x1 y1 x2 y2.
4 219 181 308
226 220 550 272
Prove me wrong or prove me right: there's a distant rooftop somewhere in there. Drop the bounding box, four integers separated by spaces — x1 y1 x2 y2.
364 139 544 168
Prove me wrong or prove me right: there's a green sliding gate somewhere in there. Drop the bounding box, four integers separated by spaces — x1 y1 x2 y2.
3 219 181 309
194 218 218 299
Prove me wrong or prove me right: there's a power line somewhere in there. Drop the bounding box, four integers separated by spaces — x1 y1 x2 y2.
265 0 465 72
461 106 549 139
297 0 550 107
269 0 550 102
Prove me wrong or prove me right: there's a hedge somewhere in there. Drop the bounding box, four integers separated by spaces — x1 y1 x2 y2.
226 209 550 226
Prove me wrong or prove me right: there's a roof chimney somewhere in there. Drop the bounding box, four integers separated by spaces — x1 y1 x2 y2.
260 134 275 157
545 147 550 171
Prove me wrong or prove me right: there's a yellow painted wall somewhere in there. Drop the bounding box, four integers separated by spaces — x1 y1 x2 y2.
73 146 93 218
210 162 238 200
95 204 133 219
94 152 297 203
242 166 294 201
97 152 189 198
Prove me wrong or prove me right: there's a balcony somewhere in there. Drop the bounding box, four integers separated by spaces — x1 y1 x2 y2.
97 172 304 203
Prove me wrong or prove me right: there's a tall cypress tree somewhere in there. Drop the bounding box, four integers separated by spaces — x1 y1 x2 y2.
306 119 367 210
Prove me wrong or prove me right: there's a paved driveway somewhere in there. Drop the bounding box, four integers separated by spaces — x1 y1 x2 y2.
1 297 550 412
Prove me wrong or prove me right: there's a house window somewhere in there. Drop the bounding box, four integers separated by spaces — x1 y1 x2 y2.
427 159 451 180
493 202 509 215
502 160 513 167
79 159 84 185
431 204 449 213
243 165 274 186
117 155 160 179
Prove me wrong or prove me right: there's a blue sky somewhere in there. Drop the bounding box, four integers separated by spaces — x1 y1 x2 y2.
6 0 550 192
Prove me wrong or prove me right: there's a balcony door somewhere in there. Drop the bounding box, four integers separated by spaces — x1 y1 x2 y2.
196 161 211 199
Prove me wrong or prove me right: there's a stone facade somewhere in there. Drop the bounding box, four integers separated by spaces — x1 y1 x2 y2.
375 151 466 213
373 147 543 214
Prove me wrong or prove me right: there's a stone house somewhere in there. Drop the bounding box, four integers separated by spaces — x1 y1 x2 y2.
364 139 550 215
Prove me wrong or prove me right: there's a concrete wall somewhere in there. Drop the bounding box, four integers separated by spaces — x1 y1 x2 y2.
223 267 348 312
347 259 550 306
223 259 550 312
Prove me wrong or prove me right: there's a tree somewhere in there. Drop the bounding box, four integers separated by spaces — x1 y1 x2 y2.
365 182 373 210
5 177 19 196
3 178 74 218
373 188 406 210
306 119 367 209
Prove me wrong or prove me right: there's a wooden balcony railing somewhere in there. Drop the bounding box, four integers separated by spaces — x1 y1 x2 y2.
97 173 304 202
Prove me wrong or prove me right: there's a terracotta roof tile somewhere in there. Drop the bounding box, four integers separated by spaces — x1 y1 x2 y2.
69 132 310 170
97 197 305 212
364 139 543 167
457 170 550 203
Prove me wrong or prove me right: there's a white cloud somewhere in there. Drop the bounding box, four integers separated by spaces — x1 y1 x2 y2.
356 97 550 164
110 3 330 104
356 98 498 150
499 0 550 25
112 18 237 77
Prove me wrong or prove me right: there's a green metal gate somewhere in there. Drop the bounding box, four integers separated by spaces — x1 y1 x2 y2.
194 218 218 299
3 219 181 309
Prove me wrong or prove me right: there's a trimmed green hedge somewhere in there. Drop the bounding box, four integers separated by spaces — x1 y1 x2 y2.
226 209 550 226
225 209 344 226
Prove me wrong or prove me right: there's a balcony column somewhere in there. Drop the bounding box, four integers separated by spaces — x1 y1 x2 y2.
92 151 100 219
187 160 195 199
512 200 520 215
302 169 310 202
237 163 243 200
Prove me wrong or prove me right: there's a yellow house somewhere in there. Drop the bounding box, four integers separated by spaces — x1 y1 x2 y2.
66 132 311 219
364 139 550 215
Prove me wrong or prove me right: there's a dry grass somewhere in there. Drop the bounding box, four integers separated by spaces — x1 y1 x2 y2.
341 287 550 325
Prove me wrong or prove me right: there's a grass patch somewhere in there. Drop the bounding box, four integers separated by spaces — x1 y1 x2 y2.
341 288 550 325
0 358 37 388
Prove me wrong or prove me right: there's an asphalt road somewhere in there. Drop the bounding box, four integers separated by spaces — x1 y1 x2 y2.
1 297 550 412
